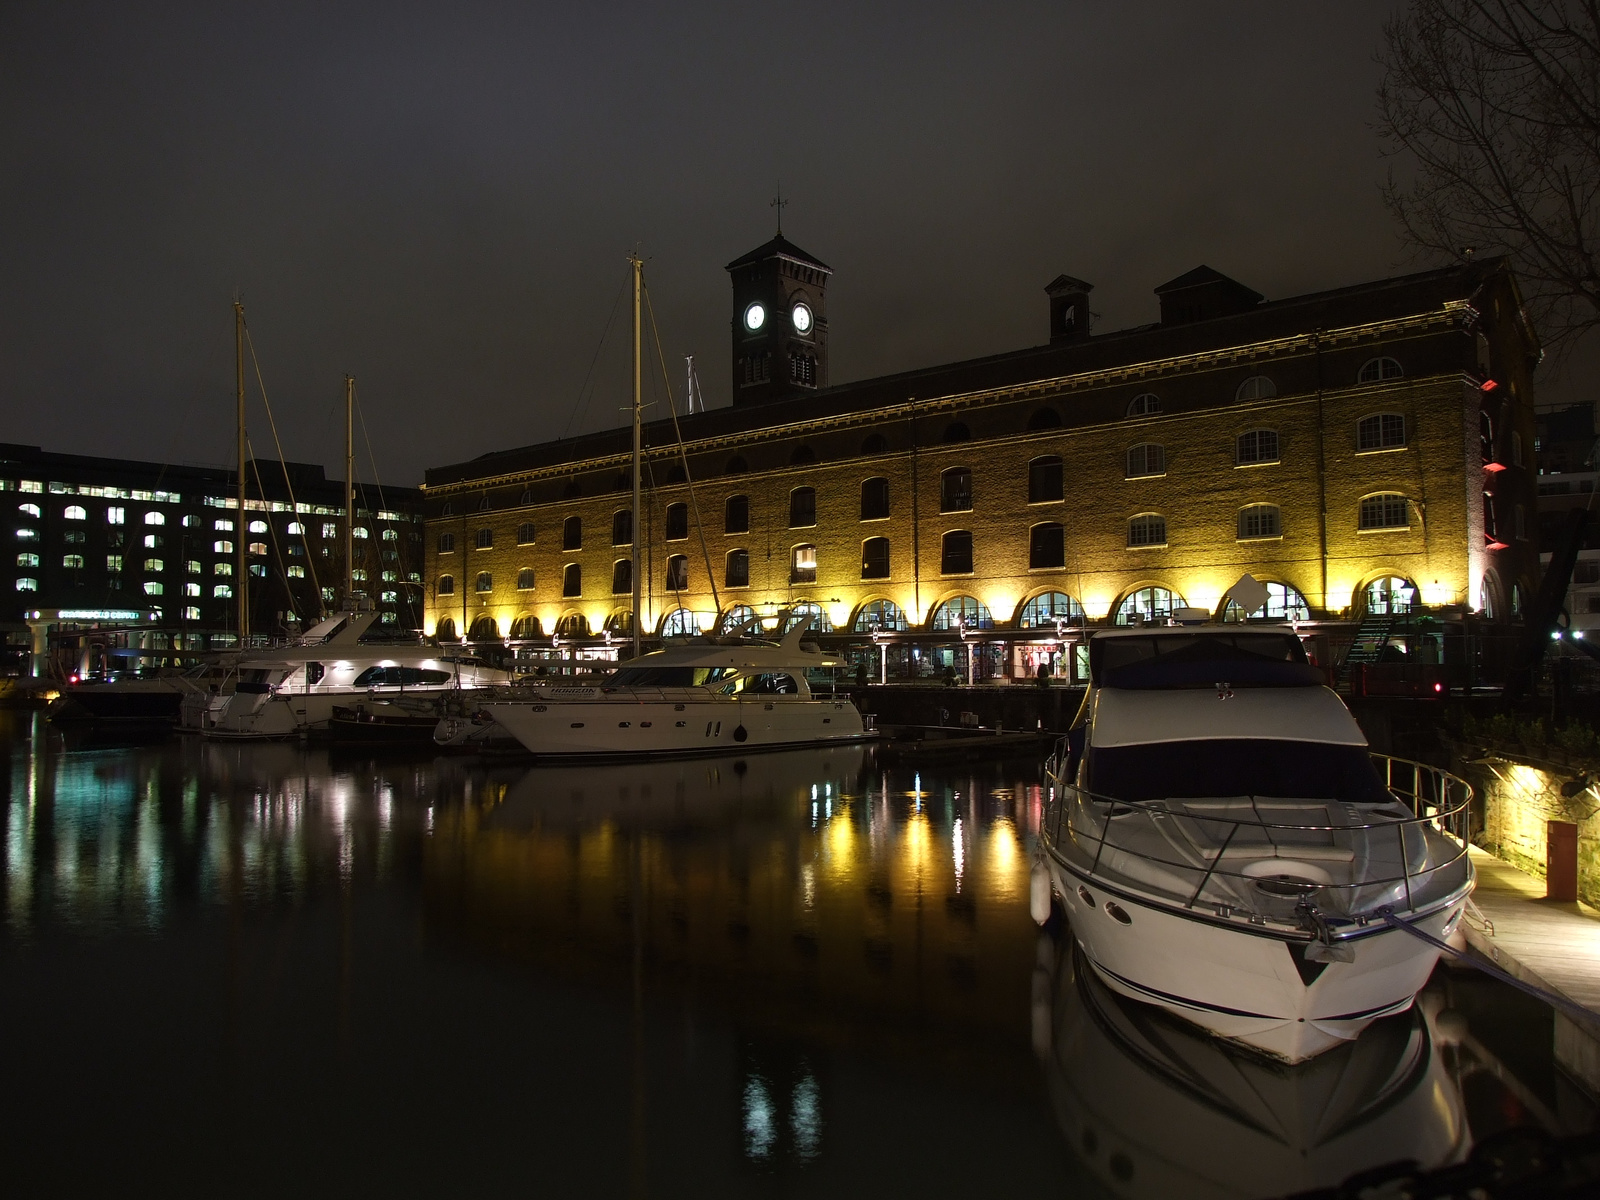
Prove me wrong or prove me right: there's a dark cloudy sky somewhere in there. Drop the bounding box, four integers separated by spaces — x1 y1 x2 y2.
2 1 1463 487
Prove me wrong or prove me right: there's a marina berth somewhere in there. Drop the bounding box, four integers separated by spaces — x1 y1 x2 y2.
475 615 869 759
1038 624 1473 1063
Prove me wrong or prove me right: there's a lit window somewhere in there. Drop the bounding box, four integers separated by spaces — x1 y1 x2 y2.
791 544 818 583
106 554 123 571
1237 504 1281 539
474 571 492 593
1029 523 1065 568
19 503 40 518
1127 513 1167 547
16 527 38 541
382 529 398 541
1235 376 1276 401
1224 582 1310 622
286 521 304 535
214 562 232 575
940 468 972 513
183 515 199 527
1357 356 1403 383
1125 444 1165 478
20 480 42 493
16 552 38 568
1116 586 1184 625
214 584 232 598
940 530 974 574
185 583 200 597
287 565 306 578
516 522 535 545
381 569 396 581
213 540 233 554
861 537 891 579
353 527 369 539
248 520 267 533
1359 493 1409 530
1018 592 1084 627
248 542 266 556
144 558 164 572
107 507 125 525
184 606 201 620
1357 413 1406 451
1028 456 1063 503
323 522 338 538
144 534 162 549
931 596 994 630
352 569 366 581
16 577 37 591
248 564 265 577
1236 429 1279 465
62 553 84 569
63 505 85 520
214 519 233 532
1127 393 1161 417
381 590 397 603
144 581 163 596
144 512 165 526
186 560 201 574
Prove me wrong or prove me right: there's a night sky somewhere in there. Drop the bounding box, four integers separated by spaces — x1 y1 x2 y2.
3 2 1482 488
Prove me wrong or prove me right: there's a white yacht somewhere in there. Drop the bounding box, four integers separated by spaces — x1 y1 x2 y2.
194 609 513 740
472 618 870 759
1037 624 1473 1063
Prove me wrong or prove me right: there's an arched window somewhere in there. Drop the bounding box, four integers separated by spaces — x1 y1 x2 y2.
790 445 816 465
790 544 817 583
1028 407 1062 430
213 583 232 599
475 572 493 593
1357 413 1406 451
62 554 84 569
437 533 455 553
510 615 541 639
247 542 267 557
441 502 454 517
611 509 632 546
562 563 582 597
725 455 748 475
931 596 994 631
562 516 582 550
860 477 890 520
605 610 635 636
1127 513 1167 547
1358 356 1404 383
940 530 974 574
286 522 304 535
1127 393 1161 417
665 555 689 591
1018 592 1084 627
1236 429 1279 465
479 494 493 511
1363 576 1416 616
18 503 40 518
861 537 891 579
665 503 688 540
1028 455 1063 503
145 512 165 526
1224 581 1310 622
517 522 536 545
1359 492 1410 530
860 433 888 455
1237 504 1281 539
661 608 700 636
853 599 909 632
720 604 757 634
940 467 972 513
782 602 833 633
725 548 749 588
469 616 500 641
1236 376 1276 401
519 488 534 505
435 617 456 641
1478 574 1499 619
1125 443 1165 478
943 421 971 443
63 505 85 520
475 527 493 548
789 487 816 528
556 612 590 637
611 473 631 493
611 559 632 595
1116 586 1185 625
725 494 749 533
1029 523 1065 568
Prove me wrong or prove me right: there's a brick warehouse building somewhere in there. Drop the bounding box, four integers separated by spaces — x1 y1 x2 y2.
421 236 1540 683
1 444 423 676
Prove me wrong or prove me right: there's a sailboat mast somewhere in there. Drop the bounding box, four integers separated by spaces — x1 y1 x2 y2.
234 300 248 645
630 253 643 658
344 375 355 608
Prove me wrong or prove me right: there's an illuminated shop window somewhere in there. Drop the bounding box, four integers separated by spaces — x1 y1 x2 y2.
931 596 993 631
661 607 700 636
853 600 908 632
1116 586 1185 625
1363 576 1416 615
1018 592 1084 627
1224 582 1310 622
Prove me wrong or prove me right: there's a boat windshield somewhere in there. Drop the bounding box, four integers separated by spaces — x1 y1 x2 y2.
605 666 735 688
1086 738 1390 806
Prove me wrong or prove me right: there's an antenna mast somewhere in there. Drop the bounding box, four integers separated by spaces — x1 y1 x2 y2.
234 300 249 645
630 253 644 658
345 375 355 608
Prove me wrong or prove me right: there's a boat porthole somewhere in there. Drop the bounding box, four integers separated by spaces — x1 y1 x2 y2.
532 704 546 713
570 722 584 729
640 721 651 728
1104 901 1132 926
733 725 748 742
675 721 686 728
1077 886 1095 907
618 721 630 728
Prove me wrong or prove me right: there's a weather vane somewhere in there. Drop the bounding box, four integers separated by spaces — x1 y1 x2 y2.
771 183 787 235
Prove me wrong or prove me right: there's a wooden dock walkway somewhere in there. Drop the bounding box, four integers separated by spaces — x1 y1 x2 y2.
1462 845 1600 1094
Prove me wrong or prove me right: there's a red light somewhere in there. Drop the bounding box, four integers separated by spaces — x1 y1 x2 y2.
1433 682 1443 693
1486 538 1510 551
69 674 80 684
1483 461 1507 473
1480 378 1500 392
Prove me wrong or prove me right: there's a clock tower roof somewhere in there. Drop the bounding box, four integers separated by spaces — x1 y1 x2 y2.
725 234 832 274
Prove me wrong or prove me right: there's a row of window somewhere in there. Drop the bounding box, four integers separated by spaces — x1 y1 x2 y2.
12 502 395 538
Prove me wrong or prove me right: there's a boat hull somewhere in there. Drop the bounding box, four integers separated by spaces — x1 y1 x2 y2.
48 682 186 725
485 694 868 759
201 688 471 741
1044 853 1466 1062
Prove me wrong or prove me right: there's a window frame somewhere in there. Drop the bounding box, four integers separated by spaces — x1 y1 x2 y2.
562 516 583 551
860 477 891 521
1029 522 1065 569
1126 513 1168 548
1235 429 1279 467
1028 455 1064 504
1357 356 1404 384
1357 413 1407 452
724 494 750 535
940 529 974 575
790 543 818 584
861 536 891 580
939 467 973 514
1127 393 1161 417
1236 503 1282 540
1124 443 1166 479
1358 492 1410 532
788 487 817 529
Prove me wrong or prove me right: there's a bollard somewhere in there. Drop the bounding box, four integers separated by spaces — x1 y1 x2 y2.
1547 820 1579 903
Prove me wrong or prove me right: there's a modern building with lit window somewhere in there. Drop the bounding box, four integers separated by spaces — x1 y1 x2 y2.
421 237 1540 683
1 444 423 675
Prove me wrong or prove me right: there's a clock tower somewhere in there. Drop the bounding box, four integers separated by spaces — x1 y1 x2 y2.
726 232 831 406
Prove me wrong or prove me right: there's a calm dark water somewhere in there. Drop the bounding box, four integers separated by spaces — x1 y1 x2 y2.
0 712 1591 1198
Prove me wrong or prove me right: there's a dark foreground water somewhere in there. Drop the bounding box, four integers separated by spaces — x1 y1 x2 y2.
1 712 1594 1199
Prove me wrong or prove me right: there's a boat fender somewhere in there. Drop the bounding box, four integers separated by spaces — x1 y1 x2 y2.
733 725 748 742
1029 860 1053 926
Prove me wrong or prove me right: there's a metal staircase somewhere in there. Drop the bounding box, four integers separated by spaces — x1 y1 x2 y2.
1336 613 1397 689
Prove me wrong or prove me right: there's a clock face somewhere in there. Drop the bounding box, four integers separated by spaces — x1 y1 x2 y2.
743 303 766 332
791 302 813 334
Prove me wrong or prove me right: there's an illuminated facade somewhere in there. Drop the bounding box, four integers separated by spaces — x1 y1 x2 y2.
422 250 1540 677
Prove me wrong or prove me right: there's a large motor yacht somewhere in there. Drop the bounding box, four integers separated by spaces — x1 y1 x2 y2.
472 618 869 759
1037 624 1473 1063
193 609 512 740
